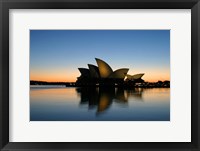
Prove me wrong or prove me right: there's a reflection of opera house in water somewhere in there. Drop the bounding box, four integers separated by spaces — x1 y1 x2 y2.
76 58 144 86
76 87 143 114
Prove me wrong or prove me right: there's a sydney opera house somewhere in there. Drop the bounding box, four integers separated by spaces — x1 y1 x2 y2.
76 58 144 86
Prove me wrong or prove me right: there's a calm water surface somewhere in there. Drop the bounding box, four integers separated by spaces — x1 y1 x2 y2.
30 87 170 121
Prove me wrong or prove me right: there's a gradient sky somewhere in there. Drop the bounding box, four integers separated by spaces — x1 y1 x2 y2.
30 30 170 82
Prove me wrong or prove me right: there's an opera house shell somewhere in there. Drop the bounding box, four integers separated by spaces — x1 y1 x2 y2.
125 73 145 83
76 58 144 86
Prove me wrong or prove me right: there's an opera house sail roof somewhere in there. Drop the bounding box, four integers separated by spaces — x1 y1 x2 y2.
126 73 145 81
109 68 129 79
76 58 144 86
88 64 100 78
78 68 90 77
95 58 113 78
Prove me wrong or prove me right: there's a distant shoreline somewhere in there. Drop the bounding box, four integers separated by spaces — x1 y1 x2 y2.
30 85 66 88
30 80 170 88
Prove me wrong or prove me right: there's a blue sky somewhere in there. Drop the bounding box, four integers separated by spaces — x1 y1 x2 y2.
30 30 170 82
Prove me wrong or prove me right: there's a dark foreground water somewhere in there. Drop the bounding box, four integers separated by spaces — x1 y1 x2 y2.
30 87 170 121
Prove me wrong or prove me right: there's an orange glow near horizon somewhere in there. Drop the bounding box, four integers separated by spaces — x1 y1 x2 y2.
30 69 79 82
127 68 170 82
30 68 170 83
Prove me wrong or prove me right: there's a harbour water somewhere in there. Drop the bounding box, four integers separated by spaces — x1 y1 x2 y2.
30 87 170 121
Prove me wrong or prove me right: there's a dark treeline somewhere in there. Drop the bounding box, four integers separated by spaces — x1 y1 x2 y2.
30 80 75 86
30 80 170 88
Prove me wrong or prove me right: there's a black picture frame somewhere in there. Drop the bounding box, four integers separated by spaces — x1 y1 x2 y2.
0 0 199 151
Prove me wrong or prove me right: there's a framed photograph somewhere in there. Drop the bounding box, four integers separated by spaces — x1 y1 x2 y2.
0 0 200 150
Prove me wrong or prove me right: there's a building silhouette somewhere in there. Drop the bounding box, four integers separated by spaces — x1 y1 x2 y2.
76 58 144 86
77 87 143 113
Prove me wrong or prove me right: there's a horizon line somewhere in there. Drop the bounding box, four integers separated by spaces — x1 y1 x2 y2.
30 79 170 83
